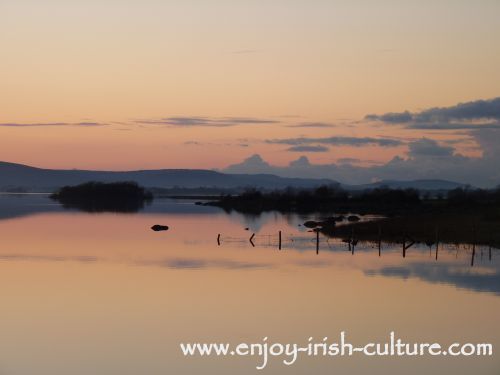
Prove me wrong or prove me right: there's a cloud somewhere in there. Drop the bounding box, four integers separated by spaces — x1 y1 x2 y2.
288 155 311 168
337 158 361 165
136 116 279 127
223 131 500 187
416 97 500 122
287 122 336 128
408 138 455 157
286 145 329 152
226 154 272 172
75 122 104 126
183 140 251 148
366 97 500 130
472 128 500 158
365 111 413 124
0 122 106 127
266 136 403 147
405 123 500 130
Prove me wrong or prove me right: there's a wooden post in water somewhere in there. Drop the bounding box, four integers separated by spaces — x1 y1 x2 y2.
378 224 382 257
489 244 492 262
402 235 415 259
471 224 476 266
435 226 439 261
351 227 355 255
315 229 319 255
217 233 221 246
278 230 282 250
403 232 406 258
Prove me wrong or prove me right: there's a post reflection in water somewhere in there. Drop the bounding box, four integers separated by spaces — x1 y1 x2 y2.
0 194 499 375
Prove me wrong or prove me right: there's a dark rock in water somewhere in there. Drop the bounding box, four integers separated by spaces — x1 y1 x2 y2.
245 227 249 230
347 215 361 222
151 224 169 231
195 201 203 205
304 220 320 228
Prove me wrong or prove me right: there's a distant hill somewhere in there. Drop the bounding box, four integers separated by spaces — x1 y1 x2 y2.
348 179 469 191
0 161 337 192
0 161 471 193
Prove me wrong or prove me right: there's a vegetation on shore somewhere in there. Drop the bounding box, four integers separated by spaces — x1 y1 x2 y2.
208 185 500 246
208 185 422 214
209 185 500 213
50 181 153 213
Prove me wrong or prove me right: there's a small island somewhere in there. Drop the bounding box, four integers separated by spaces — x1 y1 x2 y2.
50 181 153 213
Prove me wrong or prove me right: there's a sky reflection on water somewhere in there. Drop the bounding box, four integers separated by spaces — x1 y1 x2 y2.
0 195 499 375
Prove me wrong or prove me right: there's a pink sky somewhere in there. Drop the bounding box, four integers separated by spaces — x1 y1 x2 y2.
0 1 499 179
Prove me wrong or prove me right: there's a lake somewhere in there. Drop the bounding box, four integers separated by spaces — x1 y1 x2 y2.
0 194 499 374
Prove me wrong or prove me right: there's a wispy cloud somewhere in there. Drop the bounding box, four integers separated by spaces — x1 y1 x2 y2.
183 140 251 148
287 122 336 128
365 111 413 124
136 116 279 127
0 122 105 127
286 145 329 152
366 97 500 130
267 136 404 147
400 123 500 130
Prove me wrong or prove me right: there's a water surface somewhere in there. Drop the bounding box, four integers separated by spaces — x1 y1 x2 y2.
0 194 499 374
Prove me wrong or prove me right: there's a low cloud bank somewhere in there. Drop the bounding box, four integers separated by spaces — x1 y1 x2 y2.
223 133 500 188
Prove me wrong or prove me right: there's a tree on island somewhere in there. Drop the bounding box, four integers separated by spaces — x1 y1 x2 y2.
50 181 153 213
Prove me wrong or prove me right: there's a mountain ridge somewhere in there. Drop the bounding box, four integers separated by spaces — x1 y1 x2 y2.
0 161 469 192
0 161 337 192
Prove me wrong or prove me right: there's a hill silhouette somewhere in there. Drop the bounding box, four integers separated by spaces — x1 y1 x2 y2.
0 161 336 192
0 161 469 193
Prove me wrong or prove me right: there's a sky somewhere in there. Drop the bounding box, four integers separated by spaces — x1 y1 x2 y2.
1 0 500 186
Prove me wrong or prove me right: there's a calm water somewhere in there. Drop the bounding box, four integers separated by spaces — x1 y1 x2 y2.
0 194 499 375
